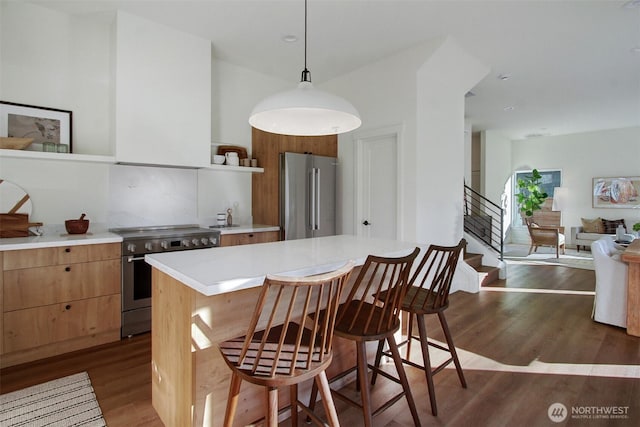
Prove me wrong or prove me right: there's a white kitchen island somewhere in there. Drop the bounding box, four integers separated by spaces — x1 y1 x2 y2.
146 235 419 427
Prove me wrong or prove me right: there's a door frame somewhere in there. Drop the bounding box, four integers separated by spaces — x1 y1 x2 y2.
353 124 404 239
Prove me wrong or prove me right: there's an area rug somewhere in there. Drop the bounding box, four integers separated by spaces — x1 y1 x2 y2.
0 372 106 427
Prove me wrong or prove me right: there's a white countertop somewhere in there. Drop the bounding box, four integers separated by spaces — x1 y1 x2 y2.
146 235 421 296
0 224 122 250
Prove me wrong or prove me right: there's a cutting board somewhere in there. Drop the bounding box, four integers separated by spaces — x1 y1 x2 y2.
0 213 42 238
217 145 248 159
0 179 33 215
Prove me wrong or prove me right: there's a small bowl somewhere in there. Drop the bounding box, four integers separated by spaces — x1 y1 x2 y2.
65 219 90 234
212 154 225 165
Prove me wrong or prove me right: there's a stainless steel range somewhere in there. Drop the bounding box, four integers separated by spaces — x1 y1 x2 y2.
110 224 221 337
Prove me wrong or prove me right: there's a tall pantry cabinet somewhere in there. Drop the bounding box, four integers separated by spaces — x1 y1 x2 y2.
251 128 337 231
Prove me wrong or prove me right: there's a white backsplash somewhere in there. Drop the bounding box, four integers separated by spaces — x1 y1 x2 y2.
108 164 197 228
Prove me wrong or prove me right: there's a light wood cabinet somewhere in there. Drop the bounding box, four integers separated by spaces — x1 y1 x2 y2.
251 128 337 229
220 231 280 247
1 242 121 367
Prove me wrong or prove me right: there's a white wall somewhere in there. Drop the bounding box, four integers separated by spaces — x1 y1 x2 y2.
324 37 488 246
0 1 286 228
510 127 640 240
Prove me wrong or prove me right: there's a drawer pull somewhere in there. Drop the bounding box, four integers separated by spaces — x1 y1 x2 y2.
65 247 71 253
65 304 71 310
248 234 254 237
65 266 71 272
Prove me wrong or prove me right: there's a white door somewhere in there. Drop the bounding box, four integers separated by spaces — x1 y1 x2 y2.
355 127 400 239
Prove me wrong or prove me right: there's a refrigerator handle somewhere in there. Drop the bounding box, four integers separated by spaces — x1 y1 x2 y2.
309 168 315 230
315 168 320 230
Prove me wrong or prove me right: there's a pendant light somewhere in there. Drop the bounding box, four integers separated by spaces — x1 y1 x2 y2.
249 0 361 136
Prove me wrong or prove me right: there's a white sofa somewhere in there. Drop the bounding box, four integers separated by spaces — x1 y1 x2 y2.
591 237 628 328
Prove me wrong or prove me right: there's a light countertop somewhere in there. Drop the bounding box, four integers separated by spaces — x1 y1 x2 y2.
0 224 122 250
145 234 421 296
0 223 279 251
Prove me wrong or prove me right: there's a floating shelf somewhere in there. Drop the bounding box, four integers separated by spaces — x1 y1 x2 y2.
0 149 115 164
203 164 264 173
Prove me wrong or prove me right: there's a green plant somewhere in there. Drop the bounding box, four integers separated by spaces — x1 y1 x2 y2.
633 222 640 232
516 169 548 217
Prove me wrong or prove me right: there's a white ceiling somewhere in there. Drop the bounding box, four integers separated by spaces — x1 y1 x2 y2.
32 0 640 140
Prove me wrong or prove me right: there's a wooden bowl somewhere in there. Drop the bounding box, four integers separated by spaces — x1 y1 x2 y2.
0 137 34 150
65 219 90 234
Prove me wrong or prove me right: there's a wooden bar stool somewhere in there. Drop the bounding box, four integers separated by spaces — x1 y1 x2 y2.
308 248 422 427
373 239 467 416
218 261 354 427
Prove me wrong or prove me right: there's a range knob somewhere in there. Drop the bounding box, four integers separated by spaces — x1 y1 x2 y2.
192 238 200 246
127 243 136 253
201 237 210 246
160 241 169 249
145 242 154 251
182 239 191 248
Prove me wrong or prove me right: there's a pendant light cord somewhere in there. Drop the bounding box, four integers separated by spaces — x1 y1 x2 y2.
301 0 311 83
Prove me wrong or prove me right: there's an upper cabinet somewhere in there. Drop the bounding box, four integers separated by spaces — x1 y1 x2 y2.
115 11 211 168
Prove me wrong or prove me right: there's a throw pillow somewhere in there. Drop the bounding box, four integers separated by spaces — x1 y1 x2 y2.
581 217 604 233
601 218 626 234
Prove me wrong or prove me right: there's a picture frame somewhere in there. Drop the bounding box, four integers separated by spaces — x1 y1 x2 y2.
0 101 72 153
592 177 640 209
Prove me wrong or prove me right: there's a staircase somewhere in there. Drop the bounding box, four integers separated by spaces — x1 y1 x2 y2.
464 250 501 287
462 183 504 287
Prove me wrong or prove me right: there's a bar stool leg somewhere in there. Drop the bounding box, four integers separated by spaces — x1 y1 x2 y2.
438 312 467 388
356 341 374 427
386 336 422 427
224 373 242 427
290 383 299 427
416 314 437 416
370 340 385 385
316 370 340 427
266 386 278 426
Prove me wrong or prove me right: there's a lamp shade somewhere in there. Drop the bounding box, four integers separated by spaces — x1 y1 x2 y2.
249 81 361 136
552 187 568 211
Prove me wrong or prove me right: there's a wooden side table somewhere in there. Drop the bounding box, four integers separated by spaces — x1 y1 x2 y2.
621 239 640 337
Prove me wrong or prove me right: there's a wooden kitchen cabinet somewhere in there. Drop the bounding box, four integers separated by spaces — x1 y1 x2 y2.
251 128 337 229
1 242 121 368
220 231 280 247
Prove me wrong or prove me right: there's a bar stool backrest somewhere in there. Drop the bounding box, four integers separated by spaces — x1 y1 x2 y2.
335 248 420 337
226 261 354 379
407 239 467 311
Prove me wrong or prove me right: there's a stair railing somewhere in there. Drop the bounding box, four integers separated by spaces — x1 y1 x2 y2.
463 184 504 260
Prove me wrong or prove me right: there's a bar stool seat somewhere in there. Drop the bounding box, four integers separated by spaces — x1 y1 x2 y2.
309 248 422 427
218 261 354 427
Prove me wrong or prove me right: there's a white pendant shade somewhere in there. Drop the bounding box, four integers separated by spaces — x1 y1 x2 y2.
249 81 361 136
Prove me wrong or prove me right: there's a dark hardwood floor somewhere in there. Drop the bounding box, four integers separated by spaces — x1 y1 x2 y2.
2 263 639 426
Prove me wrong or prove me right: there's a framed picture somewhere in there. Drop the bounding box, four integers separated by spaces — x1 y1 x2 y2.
0 101 72 153
593 177 640 208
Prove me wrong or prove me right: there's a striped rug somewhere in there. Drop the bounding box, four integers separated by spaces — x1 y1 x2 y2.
0 372 106 427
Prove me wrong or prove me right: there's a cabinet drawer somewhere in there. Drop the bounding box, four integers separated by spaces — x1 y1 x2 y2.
3 294 120 353
3 243 120 270
3 259 120 311
220 231 280 247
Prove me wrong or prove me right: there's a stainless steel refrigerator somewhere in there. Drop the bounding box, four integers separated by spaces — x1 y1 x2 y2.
280 152 337 240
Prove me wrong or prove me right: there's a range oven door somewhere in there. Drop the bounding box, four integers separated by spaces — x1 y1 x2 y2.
121 255 152 337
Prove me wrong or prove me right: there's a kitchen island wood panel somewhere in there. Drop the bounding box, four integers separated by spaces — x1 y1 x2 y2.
148 235 418 426
621 239 640 337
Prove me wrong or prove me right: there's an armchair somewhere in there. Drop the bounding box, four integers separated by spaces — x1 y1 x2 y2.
525 218 566 258
592 237 628 328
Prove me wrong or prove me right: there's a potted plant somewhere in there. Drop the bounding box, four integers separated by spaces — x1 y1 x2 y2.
633 222 640 236
516 169 548 219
